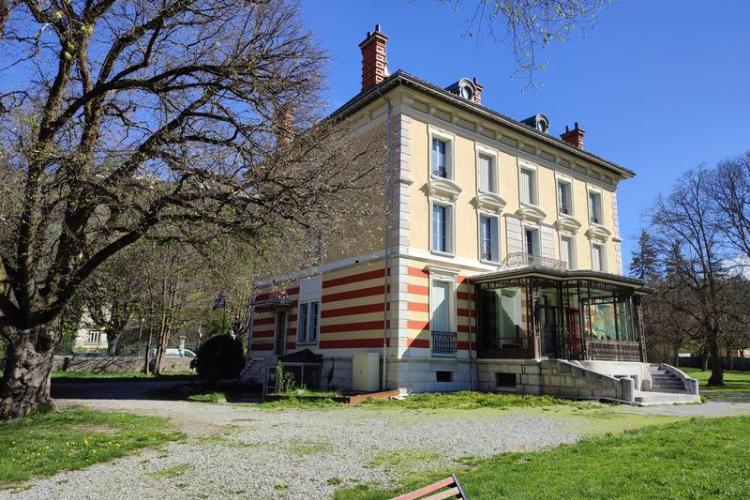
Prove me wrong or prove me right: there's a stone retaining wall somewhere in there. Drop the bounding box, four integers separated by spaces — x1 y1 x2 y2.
53 355 192 373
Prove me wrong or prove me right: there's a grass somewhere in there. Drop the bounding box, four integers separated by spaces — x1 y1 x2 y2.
187 392 226 404
366 448 443 475
0 407 184 489
682 367 750 395
52 371 195 381
146 464 193 479
336 416 750 499
259 391 592 411
288 438 333 456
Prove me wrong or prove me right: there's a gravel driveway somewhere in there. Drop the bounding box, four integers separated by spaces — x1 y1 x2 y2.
6 398 750 500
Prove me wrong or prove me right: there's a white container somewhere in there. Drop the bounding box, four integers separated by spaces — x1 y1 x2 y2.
352 352 380 392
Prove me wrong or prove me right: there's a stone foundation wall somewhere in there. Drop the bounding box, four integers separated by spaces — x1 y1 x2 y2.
477 359 635 402
53 355 192 373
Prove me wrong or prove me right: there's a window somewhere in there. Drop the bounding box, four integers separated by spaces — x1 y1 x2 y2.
520 168 536 205
436 371 454 383
478 154 496 193
588 191 603 224
431 203 453 254
496 372 517 388
525 228 540 256
87 331 100 343
557 180 572 215
297 302 319 344
479 214 500 262
592 243 605 272
560 236 575 270
431 137 450 178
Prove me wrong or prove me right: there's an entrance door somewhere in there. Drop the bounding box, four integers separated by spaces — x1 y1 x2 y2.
274 310 287 355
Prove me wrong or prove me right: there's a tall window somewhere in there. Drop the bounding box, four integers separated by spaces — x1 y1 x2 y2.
520 168 536 205
557 180 572 215
525 228 540 256
432 138 449 178
589 191 603 224
432 203 453 254
480 215 499 262
431 281 452 332
592 243 605 272
478 154 495 193
560 236 574 269
297 302 319 344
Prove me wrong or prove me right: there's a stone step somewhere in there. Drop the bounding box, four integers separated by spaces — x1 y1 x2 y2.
634 391 701 406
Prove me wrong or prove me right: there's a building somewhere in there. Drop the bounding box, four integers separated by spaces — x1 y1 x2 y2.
245 26 699 404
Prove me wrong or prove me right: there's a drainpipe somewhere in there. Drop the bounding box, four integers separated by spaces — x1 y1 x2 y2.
378 89 393 391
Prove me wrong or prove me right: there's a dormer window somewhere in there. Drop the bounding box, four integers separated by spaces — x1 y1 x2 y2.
460 85 474 100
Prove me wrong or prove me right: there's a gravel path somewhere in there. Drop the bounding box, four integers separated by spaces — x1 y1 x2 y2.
6 398 750 500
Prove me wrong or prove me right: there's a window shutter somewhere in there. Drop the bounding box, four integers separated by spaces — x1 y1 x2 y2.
505 215 523 254
592 245 601 271
561 238 571 269
491 217 499 261
541 226 556 259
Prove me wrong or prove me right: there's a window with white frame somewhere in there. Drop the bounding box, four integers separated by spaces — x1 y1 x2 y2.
431 137 451 179
478 154 496 193
560 236 575 270
592 243 605 272
525 227 540 256
297 301 319 344
520 167 537 205
588 190 603 224
87 331 100 343
557 180 572 215
431 202 454 254
479 214 500 262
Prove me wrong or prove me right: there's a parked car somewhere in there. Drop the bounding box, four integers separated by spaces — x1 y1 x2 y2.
148 348 197 359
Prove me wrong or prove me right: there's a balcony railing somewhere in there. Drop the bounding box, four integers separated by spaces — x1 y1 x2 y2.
432 330 457 355
500 252 567 271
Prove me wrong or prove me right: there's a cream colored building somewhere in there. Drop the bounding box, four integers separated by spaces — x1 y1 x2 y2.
245 26 699 404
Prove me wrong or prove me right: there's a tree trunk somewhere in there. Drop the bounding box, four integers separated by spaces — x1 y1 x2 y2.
0 327 58 420
106 331 119 356
707 336 725 386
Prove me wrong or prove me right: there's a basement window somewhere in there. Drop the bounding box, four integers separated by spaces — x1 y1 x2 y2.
436 371 453 383
495 372 517 388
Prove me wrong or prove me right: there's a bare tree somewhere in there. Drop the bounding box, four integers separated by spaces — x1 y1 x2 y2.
708 152 750 262
650 169 728 385
455 0 611 84
0 1 377 419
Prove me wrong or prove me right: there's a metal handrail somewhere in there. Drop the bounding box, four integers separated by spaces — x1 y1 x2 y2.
432 330 457 354
500 252 566 271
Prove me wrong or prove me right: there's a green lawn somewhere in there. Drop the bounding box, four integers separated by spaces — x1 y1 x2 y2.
682 367 750 395
259 391 594 410
337 416 750 499
0 407 184 489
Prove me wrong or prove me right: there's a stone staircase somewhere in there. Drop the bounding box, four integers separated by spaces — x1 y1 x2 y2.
634 364 701 405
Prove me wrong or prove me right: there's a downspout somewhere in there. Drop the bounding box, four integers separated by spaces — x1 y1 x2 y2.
378 89 393 391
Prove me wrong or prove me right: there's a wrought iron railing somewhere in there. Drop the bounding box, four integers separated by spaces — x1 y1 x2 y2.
500 252 567 271
432 330 457 355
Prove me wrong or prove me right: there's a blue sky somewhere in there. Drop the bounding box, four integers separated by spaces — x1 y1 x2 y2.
299 0 750 266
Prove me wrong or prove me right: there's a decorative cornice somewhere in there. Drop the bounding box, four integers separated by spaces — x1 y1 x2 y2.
427 176 462 201
473 192 507 214
555 213 582 234
586 223 612 242
516 203 546 223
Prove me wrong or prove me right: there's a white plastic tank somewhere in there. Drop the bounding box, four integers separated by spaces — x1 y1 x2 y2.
352 352 380 392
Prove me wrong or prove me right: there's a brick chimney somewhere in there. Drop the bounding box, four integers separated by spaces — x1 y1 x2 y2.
359 24 389 93
472 77 484 105
560 122 585 149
